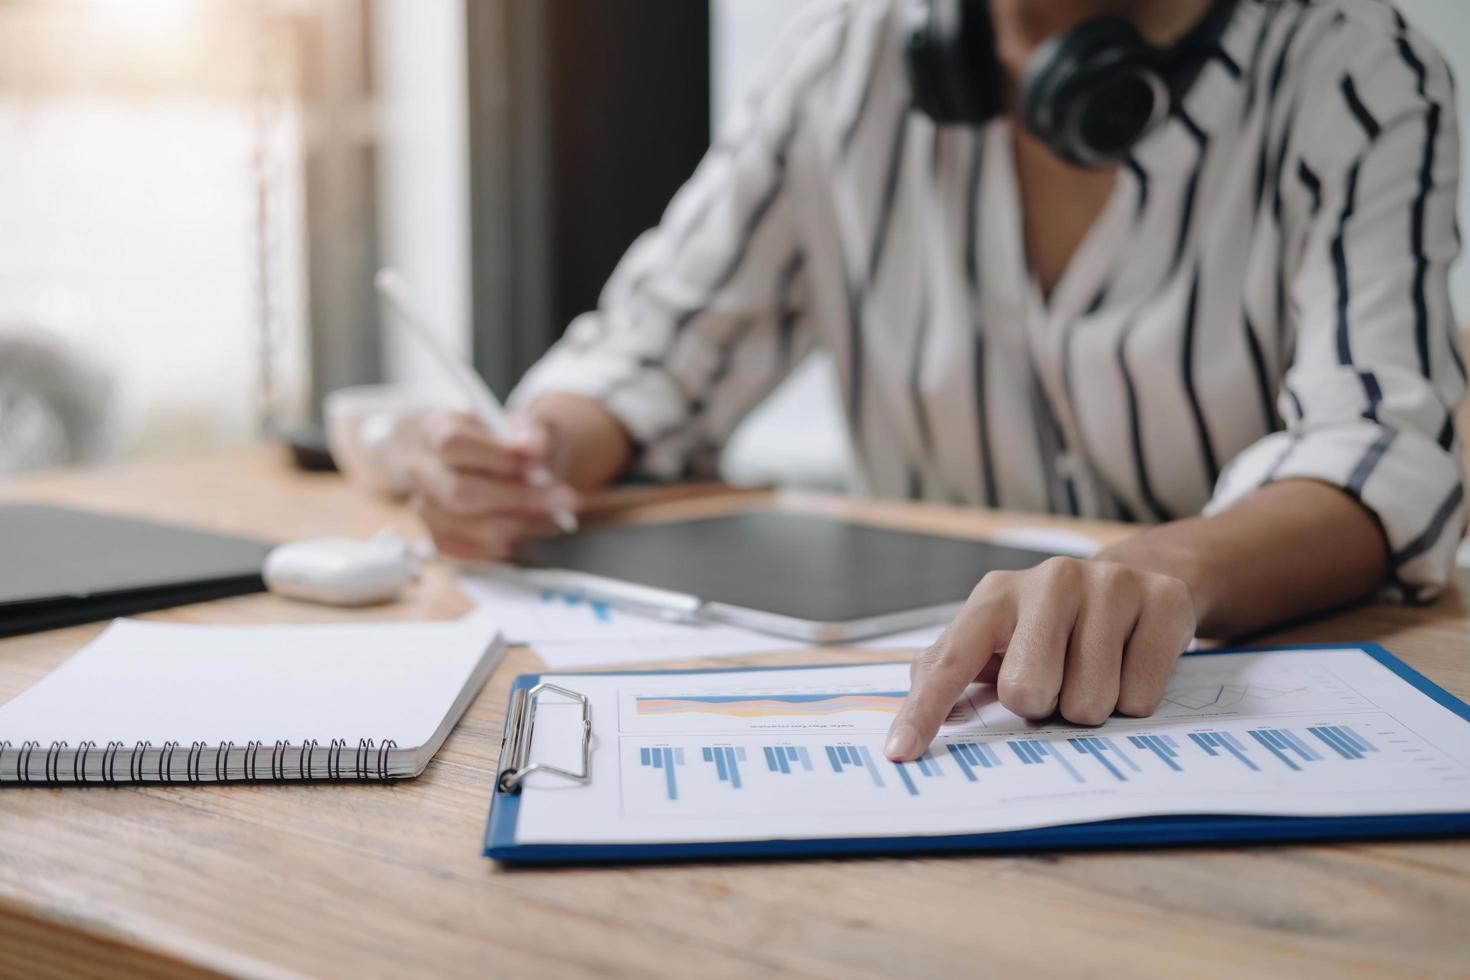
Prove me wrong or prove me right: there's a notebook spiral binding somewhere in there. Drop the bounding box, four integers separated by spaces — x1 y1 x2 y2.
0 738 403 784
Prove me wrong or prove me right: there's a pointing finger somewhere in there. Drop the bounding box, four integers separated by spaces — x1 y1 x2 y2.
886 580 1016 761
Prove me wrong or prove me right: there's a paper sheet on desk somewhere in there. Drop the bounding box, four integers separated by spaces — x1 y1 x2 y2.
456 527 1101 666
456 574 798 667
504 648 1470 847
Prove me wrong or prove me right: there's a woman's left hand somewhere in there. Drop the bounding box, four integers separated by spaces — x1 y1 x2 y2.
884 557 1197 761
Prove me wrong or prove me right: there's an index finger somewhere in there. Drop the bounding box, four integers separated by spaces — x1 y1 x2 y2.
884 586 1016 762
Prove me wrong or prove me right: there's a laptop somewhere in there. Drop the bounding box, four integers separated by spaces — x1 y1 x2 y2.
0 504 274 638
508 509 1061 643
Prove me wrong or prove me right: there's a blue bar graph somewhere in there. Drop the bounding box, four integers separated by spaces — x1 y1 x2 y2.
1007 739 1084 783
1068 736 1141 782
1308 724 1378 760
1279 728 1322 761
540 589 612 622
701 745 747 788
894 750 945 796
825 743 885 788
1128 734 1183 772
763 745 815 773
945 741 1003 781
1188 731 1260 771
641 720 1387 810
1247 728 1322 771
639 746 683 800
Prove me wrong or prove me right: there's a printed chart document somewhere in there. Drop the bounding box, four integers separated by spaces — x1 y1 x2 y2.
486 645 1470 860
459 574 948 665
456 574 797 667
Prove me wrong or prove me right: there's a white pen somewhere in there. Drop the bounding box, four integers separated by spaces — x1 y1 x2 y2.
374 268 579 535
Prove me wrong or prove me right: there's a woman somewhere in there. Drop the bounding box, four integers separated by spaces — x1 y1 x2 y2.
410 0 1464 762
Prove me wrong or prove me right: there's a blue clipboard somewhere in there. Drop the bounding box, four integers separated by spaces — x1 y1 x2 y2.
483 643 1470 863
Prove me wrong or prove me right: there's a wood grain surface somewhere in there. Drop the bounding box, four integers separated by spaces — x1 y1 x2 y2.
0 446 1466 979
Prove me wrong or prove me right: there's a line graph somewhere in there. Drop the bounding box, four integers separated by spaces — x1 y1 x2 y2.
1160 683 1309 711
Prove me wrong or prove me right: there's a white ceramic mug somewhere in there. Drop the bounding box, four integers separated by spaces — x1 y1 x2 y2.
324 384 452 499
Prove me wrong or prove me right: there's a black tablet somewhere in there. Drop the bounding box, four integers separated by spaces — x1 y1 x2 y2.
511 510 1060 642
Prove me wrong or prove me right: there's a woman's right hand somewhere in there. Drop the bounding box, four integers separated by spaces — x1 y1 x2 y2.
409 411 579 560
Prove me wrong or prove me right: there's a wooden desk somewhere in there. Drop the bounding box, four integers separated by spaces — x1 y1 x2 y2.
1 447 1467 979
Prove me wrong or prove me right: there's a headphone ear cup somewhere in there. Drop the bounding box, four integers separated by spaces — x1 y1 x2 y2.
905 0 1003 125
1021 18 1167 166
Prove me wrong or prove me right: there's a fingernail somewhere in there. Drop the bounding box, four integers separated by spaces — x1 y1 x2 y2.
505 430 537 453
885 724 919 762
546 486 577 511
506 418 548 454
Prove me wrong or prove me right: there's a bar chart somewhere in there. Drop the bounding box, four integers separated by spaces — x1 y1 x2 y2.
1248 728 1325 770
638 745 686 801
824 744 947 795
1067 736 1143 781
701 745 748 788
538 589 613 622
892 751 944 796
825 743 886 788
1009 738 1085 783
1129 734 1184 771
1188 731 1259 770
946 741 1003 781
620 715 1448 819
763 745 815 774
1310 724 1378 759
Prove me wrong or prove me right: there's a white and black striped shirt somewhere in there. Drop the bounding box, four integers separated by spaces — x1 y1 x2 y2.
512 0 1467 598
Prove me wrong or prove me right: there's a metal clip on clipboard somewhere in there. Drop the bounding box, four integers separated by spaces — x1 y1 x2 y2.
498 682 592 793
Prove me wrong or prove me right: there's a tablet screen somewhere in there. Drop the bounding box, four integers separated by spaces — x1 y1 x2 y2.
514 510 1057 624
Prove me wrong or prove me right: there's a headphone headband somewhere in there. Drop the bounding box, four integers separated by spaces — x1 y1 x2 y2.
907 0 1239 166
1160 0 1240 75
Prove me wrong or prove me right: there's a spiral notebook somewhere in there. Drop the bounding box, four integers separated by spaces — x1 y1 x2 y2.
0 614 505 784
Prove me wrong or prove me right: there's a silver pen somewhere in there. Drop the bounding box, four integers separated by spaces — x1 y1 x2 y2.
374 268 579 535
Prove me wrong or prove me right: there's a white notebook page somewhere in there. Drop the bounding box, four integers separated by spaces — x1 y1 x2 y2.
0 614 503 750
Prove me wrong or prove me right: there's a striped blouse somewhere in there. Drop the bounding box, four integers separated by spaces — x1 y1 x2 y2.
511 0 1467 598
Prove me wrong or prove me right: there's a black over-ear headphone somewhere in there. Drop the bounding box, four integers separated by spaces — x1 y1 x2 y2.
905 0 1239 167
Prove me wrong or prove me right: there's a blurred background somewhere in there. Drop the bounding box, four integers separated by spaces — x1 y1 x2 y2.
0 0 1464 490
